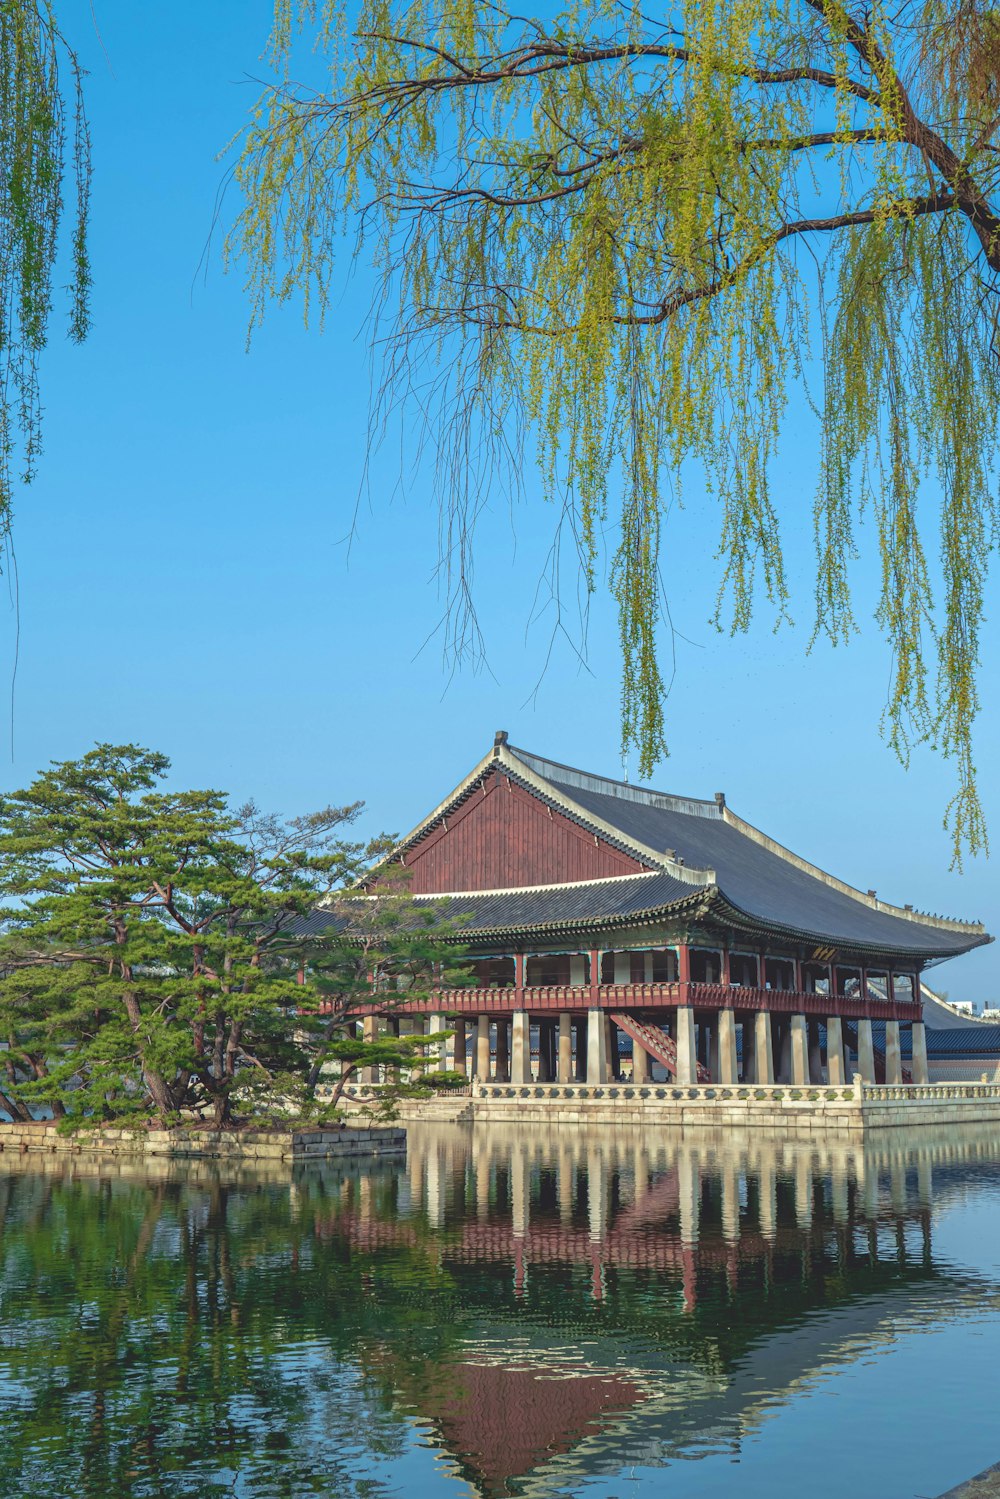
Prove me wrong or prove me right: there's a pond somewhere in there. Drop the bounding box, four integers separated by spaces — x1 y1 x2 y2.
2 1123 1000 1498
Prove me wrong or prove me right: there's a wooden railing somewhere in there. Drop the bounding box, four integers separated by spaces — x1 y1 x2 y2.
382 980 918 1022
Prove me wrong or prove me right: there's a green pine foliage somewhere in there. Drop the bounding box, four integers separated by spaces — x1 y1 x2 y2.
0 745 465 1128
231 0 1000 858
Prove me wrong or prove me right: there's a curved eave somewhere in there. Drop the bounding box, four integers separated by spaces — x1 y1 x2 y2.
708 892 994 962
440 889 713 944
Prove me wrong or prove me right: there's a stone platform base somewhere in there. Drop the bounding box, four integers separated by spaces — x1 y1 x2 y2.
353 1079 1000 1139
0 1122 406 1163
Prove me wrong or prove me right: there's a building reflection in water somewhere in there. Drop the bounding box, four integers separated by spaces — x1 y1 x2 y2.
323 1125 1000 1498
4 1128 1000 1499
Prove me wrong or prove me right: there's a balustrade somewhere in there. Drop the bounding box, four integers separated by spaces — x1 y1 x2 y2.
383 978 918 1020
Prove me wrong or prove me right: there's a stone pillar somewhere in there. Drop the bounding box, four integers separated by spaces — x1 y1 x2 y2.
574 1018 587 1080
631 1033 650 1084
535 1020 550 1082
753 1011 774 1083
558 1013 573 1083
475 1015 491 1080
452 1017 467 1077
408 1016 427 1079
741 1016 756 1082
778 1019 793 1083
587 1009 608 1084
808 1019 824 1083
790 1015 809 1085
885 1019 902 1084
605 1015 621 1079
428 1012 448 1069
496 1018 510 1082
362 1013 379 1083
911 1021 930 1085
826 1016 846 1084
856 1018 875 1083
511 1010 532 1083
717 1009 738 1084
708 1013 721 1081
675 1006 698 1084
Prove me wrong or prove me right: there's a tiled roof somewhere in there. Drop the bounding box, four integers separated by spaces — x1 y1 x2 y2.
285 871 699 942
508 746 988 958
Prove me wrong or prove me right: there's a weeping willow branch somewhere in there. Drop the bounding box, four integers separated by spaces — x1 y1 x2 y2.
231 0 1000 860
0 2 92 530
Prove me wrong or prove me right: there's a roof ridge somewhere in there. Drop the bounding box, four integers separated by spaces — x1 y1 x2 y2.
508 744 722 818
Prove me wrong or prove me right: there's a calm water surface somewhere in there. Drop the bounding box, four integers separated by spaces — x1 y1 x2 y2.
2 1123 1000 1498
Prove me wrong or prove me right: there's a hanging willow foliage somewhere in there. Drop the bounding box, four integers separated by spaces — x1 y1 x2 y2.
232 0 1000 858
0 2 91 529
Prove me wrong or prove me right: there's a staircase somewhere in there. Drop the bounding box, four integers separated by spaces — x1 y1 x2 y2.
611 1013 711 1083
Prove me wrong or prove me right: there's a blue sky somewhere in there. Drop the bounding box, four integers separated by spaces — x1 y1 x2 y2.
10 1 997 999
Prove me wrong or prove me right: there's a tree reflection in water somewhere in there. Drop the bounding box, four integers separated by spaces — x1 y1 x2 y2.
1 1125 999 1498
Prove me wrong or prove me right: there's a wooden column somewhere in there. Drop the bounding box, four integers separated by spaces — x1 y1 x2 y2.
678 943 691 998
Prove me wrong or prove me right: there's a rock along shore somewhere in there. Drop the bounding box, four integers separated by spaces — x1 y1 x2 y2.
0 1120 406 1163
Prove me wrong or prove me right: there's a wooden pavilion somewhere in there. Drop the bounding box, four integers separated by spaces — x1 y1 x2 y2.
313 732 992 1088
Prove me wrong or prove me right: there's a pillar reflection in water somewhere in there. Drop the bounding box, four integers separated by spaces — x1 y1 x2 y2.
393 1124 980 1330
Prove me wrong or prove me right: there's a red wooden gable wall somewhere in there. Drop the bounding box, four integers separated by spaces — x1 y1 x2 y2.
397 769 650 893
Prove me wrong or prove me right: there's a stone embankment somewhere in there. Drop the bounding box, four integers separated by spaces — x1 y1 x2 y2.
342 1079 1000 1138
0 1121 406 1163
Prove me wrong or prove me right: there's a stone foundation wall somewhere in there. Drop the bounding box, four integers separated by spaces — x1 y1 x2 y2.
389 1079 1000 1136
0 1122 407 1162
